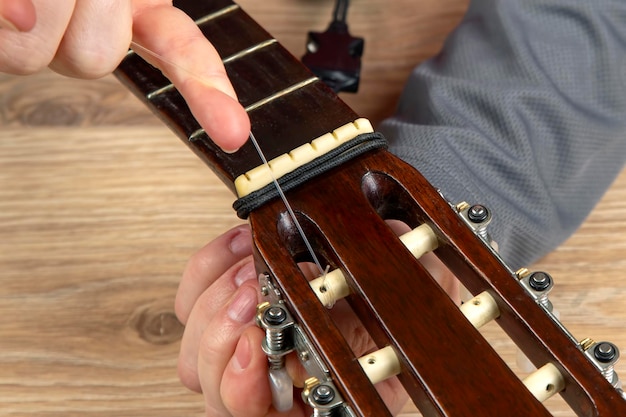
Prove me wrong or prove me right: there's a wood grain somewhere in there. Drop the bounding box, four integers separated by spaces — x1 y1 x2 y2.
0 1 624 416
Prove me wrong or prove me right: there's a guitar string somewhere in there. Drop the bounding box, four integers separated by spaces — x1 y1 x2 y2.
248 132 325 276
130 41 327 277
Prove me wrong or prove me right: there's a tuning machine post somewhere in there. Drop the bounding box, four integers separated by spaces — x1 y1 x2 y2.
454 202 500 254
256 273 357 416
302 379 346 417
456 202 492 240
581 339 623 392
517 270 555 312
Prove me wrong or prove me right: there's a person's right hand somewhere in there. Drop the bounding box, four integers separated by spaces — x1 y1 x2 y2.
175 224 460 416
0 0 250 152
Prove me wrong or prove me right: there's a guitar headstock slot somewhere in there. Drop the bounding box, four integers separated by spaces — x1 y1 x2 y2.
251 150 559 416
249 148 626 415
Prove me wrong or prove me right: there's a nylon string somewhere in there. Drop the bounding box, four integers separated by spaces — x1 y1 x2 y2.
130 41 327 277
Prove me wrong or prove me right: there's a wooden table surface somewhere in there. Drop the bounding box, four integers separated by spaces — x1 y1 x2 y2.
1 1 624 416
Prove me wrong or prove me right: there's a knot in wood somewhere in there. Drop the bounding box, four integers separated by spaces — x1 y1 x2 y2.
132 305 184 345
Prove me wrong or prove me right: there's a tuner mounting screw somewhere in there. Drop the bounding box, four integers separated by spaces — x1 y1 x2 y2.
529 272 552 291
594 342 617 363
311 384 335 405
264 306 287 325
468 205 489 223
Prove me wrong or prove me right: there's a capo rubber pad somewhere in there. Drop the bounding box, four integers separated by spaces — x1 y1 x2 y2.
234 118 374 197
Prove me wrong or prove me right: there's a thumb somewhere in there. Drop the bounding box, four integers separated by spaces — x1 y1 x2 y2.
221 327 308 417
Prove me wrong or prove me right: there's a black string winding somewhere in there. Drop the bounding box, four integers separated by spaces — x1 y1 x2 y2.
233 132 387 219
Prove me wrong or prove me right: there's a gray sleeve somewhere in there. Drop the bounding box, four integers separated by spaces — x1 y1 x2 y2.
379 0 626 269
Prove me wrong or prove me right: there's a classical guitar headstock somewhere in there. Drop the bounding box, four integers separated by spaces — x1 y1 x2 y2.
244 121 626 416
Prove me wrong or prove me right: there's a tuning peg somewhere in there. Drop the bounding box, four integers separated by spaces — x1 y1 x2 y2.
583 340 622 389
268 367 294 412
455 202 497 247
517 269 555 312
256 303 296 412
515 269 562 372
303 381 345 416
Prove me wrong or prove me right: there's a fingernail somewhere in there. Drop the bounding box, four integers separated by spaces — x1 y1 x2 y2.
231 334 252 371
234 261 256 287
222 146 241 154
0 16 19 32
227 286 257 323
229 226 252 257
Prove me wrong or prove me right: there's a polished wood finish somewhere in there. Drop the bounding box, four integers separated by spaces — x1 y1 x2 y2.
251 149 551 416
1 0 625 416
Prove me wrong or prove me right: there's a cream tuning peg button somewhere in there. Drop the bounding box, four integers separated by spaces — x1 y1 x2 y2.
269 367 294 412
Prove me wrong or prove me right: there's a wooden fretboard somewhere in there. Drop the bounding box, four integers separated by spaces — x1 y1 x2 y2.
115 0 359 194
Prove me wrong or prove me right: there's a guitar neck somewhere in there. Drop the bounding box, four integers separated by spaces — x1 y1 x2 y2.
114 0 359 194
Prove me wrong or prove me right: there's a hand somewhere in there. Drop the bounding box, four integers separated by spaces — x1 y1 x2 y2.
0 0 249 152
175 224 460 416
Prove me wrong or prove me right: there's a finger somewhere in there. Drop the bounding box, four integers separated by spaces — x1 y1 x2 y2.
50 0 132 78
221 327 309 417
178 258 256 392
0 0 36 31
132 2 250 152
175 224 252 324
0 0 74 74
197 281 260 416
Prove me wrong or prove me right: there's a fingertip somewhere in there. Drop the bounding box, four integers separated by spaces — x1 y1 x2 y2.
227 224 253 258
175 224 253 324
177 353 202 393
174 290 190 325
131 4 250 153
0 0 36 32
191 90 250 153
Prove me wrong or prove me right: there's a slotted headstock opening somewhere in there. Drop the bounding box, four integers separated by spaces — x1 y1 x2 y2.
249 148 625 416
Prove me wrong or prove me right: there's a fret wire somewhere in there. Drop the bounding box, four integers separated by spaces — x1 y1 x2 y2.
188 128 206 142
127 4 240 62
245 77 318 113
188 76 319 141
194 4 240 26
143 39 279 100
146 84 175 100
223 39 278 64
